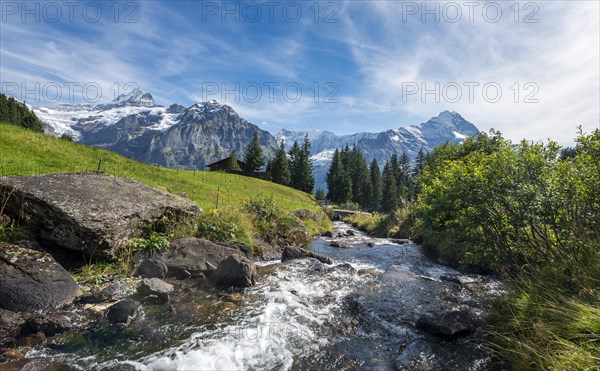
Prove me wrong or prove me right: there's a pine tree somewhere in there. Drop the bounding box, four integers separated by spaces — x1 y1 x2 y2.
226 152 242 171
326 148 342 201
270 141 291 185
414 147 426 176
326 148 351 203
0 93 43 132
382 161 399 212
315 188 326 201
398 152 412 200
244 131 264 172
299 134 315 193
369 159 382 211
289 141 302 189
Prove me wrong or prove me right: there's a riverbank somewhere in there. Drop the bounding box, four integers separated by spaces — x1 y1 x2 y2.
2 222 504 369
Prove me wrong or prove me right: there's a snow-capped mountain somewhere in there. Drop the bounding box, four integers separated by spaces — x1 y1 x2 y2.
32 90 277 169
31 89 478 191
277 111 479 191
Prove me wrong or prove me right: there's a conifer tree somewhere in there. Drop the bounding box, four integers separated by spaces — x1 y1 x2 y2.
270 140 291 185
382 161 399 212
226 151 242 171
244 131 264 172
369 159 382 211
289 141 302 189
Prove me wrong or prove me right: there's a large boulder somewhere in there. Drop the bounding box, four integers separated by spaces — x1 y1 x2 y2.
0 244 80 312
211 255 256 288
157 238 245 279
281 246 333 265
0 172 201 259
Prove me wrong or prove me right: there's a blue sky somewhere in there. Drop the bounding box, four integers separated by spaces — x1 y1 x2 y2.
1 1 599 144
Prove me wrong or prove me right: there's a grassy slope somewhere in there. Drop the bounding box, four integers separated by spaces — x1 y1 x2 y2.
0 123 330 236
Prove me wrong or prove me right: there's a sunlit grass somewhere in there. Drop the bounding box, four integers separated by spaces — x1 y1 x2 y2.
0 123 331 241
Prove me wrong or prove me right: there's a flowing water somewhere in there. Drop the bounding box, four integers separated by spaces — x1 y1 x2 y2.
28 222 503 370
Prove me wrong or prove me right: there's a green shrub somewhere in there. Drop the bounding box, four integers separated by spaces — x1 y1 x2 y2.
243 195 289 243
127 231 171 257
196 209 249 243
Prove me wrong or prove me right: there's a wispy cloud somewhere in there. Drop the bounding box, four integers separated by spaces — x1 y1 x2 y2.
1 1 597 144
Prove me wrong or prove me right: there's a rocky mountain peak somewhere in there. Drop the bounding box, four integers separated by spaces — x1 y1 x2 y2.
111 88 156 108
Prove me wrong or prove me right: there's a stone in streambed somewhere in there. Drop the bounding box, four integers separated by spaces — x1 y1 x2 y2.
0 243 80 312
211 255 256 288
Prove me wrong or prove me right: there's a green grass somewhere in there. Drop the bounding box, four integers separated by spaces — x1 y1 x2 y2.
488 271 600 370
0 123 331 240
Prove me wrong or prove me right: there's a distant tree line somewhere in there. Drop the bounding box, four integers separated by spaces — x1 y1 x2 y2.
267 134 314 194
325 144 427 212
0 93 43 132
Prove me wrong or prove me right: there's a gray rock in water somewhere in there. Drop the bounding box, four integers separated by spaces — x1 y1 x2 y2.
330 242 351 248
21 312 72 337
321 231 334 238
415 310 475 339
0 244 80 312
80 282 122 304
135 258 168 279
158 238 244 279
0 172 201 259
106 299 143 325
138 278 173 302
281 246 333 265
327 263 357 274
211 255 257 288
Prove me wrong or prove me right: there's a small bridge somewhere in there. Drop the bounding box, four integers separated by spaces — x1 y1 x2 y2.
330 208 372 219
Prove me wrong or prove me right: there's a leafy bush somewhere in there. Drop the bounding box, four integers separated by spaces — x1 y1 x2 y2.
243 195 288 243
415 129 600 368
127 231 171 257
196 209 246 242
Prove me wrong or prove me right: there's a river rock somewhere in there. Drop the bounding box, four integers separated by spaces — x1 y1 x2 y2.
277 221 310 247
330 242 351 248
253 238 281 261
0 243 80 312
345 230 355 236
80 282 122 304
0 172 201 259
135 258 168 279
321 231 334 238
415 310 475 339
281 246 333 265
138 278 173 302
157 238 244 279
456 264 489 275
327 263 357 274
21 313 72 337
211 255 256 288
218 241 254 260
0 309 24 347
106 299 143 325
